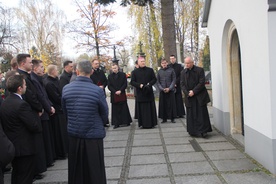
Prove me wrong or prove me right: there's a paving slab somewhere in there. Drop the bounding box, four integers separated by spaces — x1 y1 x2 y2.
168 152 206 163
104 140 128 148
134 127 160 133
161 127 187 133
105 166 122 179
166 144 195 153
104 147 126 156
104 156 124 167
199 142 236 151
163 137 191 145
131 146 164 155
104 134 129 141
132 138 162 146
130 154 166 165
162 131 190 138
222 172 276 184
133 133 160 140
212 159 258 172
206 150 246 160
128 164 169 178
171 161 215 175
175 174 222 184
195 133 228 143
126 177 171 184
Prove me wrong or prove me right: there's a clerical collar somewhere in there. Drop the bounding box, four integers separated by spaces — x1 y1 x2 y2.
13 93 23 100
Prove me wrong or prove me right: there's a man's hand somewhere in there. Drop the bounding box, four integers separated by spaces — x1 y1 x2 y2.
50 107 55 115
163 88 169 93
140 84 143 89
115 90 121 95
188 90 194 97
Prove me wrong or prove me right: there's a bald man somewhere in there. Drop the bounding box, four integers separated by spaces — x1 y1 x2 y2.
180 57 212 138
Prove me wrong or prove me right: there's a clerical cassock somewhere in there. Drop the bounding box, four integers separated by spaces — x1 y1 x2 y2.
180 62 212 137
130 57 157 128
168 60 186 117
108 64 132 129
157 59 177 123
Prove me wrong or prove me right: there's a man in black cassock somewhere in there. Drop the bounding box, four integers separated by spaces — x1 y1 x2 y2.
169 55 185 118
157 58 177 123
90 59 109 127
108 63 132 129
31 59 55 168
130 57 157 128
180 57 212 138
44 65 68 159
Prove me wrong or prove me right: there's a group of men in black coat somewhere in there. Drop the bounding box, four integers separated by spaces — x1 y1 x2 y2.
0 54 70 184
132 55 211 138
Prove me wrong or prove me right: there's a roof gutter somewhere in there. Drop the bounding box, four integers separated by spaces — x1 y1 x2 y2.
268 0 276 11
202 0 212 28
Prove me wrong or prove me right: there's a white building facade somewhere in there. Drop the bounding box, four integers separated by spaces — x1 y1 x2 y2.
202 0 276 174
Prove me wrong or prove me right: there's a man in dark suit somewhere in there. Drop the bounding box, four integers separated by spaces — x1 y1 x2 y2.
0 75 41 184
180 57 212 138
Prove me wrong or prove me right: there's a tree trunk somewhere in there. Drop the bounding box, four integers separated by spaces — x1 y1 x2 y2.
161 0 176 61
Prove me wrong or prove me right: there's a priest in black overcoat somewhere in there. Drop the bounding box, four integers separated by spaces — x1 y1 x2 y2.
130 57 157 128
108 63 132 129
180 57 212 138
169 55 185 118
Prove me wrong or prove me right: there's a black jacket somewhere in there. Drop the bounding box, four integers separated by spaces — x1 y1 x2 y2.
0 121 15 167
17 69 43 113
90 68 108 96
169 63 183 93
180 65 210 107
0 94 41 157
59 70 72 92
44 76 63 113
130 66 157 102
108 72 127 103
31 72 52 120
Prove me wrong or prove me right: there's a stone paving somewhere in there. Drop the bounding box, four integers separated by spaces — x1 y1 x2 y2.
3 98 276 184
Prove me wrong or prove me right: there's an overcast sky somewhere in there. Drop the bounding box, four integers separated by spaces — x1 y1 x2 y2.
1 0 133 58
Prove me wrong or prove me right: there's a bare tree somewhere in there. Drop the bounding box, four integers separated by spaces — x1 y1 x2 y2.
67 0 116 58
16 0 65 66
0 5 18 53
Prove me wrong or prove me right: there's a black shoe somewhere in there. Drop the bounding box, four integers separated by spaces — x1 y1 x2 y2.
113 125 119 129
47 163 55 167
171 120 176 123
201 133 207 138
4 166 11 173
161 120 167 123
34 174 44 180
104 124 110 127
178 115 184 118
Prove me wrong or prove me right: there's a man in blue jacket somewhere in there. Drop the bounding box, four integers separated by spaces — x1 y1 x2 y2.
62 60 108 184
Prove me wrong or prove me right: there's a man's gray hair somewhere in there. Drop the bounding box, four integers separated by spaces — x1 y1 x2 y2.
77 60 92 75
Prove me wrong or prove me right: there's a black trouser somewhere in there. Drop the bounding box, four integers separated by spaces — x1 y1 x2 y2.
11 155 35 184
